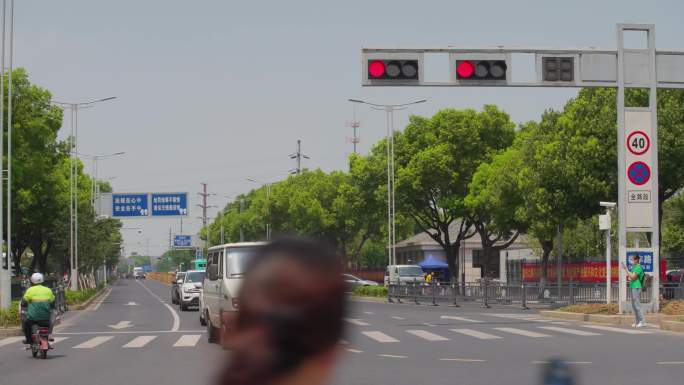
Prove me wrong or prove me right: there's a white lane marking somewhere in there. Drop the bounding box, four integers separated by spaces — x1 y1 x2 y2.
73 336 114 349
494 327 551 338
124 302 138 306
379 354 407 359
533 361 592 364
538 326 602 336
345 318 370 326
89 288 112 311
423 322 436 327
173 334 202 347
391 316 405 320
0 336 23 347
52 337 69 344
123 335 157 348
137 280 180 332
338 339 349 345
450 329 502 340
108 321 134 330
657 362 684 365
55 330 205 335
363 311 375 315
441 315 483 323
346 348 363 353
362 331 399 343
406 329 450 341
581 325 651 334
440 358 486 362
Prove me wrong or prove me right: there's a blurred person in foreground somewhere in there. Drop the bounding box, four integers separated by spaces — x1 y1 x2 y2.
217 236 347 385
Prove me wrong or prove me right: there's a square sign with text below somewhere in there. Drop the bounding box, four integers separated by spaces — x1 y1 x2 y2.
625 110 655 229
151 193 188 216
173 235 192 248
626 251 654 273
112 193 149 217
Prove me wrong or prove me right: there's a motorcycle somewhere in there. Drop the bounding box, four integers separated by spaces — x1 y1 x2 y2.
19 302 53 359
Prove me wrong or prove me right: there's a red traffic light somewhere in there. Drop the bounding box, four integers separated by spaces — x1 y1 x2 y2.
368 60 386 78
456 60 475 78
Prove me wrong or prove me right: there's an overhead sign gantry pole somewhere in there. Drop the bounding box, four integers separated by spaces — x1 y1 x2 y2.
361 23 684 313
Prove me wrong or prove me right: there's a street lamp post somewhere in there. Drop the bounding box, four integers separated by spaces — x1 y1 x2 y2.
348 98 426 267
0 0 13 310
246 178 274 240
77 151 124 208
53 97 116 291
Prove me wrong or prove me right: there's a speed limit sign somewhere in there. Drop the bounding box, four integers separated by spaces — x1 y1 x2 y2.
627 130 650 155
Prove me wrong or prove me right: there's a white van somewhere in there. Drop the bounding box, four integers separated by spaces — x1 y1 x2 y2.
384 265 425 286
201 242 266 343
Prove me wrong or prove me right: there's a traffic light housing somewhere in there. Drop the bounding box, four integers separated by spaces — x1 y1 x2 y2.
456 60 508 81
542 56 575 82
450 53 510 85
363 53 423 85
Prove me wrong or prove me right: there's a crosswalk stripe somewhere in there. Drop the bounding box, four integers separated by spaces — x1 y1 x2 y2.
173 334 202 347
74 336 114 349
0 336 23 347
441 315 483 323
361 331 398 343
123 336 157 348
406 329 450 341
538 326 602 336
52 337 69 344
450 329 502 340
494 327 551 338
581 325 651 334
345 318 370 326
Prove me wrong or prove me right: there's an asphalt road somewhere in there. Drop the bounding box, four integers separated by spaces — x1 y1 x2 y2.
1 280 683 385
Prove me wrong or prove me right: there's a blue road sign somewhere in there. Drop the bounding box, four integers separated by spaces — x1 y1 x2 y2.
174 235 192 247
112 193 149 217
626 251 654 273
151 193 188 216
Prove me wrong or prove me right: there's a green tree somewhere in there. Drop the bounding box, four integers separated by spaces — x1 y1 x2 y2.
393 106 516 281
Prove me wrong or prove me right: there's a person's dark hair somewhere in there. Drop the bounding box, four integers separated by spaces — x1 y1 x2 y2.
632 254 641 262
217 236 346 385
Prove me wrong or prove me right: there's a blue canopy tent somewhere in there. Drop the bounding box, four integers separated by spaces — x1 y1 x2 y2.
418 255 449 281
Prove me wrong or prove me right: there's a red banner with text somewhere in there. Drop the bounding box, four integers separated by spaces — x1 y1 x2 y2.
522 260 666 283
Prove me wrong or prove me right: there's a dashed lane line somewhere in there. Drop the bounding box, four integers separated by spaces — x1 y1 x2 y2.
345 318 370 326
0 337 23 347
346 348 363 353
391 316 405 320
440 315 483 323
379 354 407 359
493 327 551 338
123 335 157 348
362 331 399 343
73 336 114 349
581 325 651 335
406 329 450 341
440 358 487 362
537 326 602 336
450 329 502 340
173 334 202 347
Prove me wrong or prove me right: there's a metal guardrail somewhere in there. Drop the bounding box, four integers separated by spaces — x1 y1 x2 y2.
386 279 684 309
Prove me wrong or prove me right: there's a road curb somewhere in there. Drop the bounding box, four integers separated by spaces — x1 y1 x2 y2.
0 327 22 337
71 286 109 310
661 320 684 332
538 310 587 321
349 295 390 303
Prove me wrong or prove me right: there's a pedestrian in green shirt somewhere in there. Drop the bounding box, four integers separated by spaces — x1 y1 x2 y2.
621 254 645 327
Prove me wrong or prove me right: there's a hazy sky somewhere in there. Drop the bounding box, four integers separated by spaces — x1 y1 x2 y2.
15 0 684 256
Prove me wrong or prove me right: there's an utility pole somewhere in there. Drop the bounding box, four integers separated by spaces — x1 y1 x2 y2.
289 139 310 175
346 103 360 154
197 183 216 247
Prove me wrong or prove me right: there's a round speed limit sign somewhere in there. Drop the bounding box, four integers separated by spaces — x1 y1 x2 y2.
627 130 650 155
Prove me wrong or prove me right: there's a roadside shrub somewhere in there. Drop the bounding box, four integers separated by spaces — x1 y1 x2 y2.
661 300 684 315
558 303 618 314
0 300 20 328
65 288 100 306
353 285 387 297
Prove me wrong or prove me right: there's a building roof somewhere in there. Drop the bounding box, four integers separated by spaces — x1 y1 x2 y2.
395 220 529 250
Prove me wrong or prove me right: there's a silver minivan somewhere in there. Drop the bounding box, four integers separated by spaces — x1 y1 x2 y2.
201 242 266 343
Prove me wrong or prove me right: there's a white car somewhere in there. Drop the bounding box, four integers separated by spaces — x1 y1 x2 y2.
384 265 425 286
178 270 205 311
202 242 265 343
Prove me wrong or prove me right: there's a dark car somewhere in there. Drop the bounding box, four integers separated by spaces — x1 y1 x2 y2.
171 272 186 305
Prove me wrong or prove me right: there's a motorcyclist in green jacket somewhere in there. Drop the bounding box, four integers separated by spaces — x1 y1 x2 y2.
21 273 55 344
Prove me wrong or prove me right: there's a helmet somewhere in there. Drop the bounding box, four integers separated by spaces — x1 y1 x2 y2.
30 273 44 284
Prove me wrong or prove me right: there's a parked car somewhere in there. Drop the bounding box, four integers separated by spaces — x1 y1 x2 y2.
170 272 186 304
343 274 379 291
202 242 266 343
179 270 205 311
384 265 425 286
